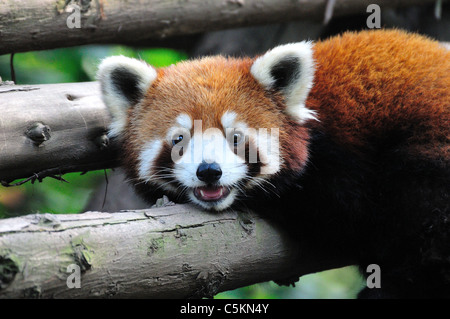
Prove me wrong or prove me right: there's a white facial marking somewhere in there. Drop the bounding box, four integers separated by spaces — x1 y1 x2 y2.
221 111 248 131
138 140 163 181
176 113 193 130
169 115 250 210
173 128 247 188
221 111 237 129
141 112 282 210
222 111 281 174
252 128 281 175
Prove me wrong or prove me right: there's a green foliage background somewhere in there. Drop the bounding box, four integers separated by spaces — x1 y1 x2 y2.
0 46 364 298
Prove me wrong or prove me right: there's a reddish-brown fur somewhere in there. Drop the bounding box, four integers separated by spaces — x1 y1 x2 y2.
307 30 449 161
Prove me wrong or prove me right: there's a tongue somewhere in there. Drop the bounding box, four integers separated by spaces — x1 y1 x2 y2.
195 186 230 202
199 187 223 200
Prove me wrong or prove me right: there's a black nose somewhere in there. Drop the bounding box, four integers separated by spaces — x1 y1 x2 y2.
196 162 222 184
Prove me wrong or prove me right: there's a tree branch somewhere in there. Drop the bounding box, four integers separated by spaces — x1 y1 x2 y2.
0 204 343 298
0 0 442 55
0 82 119 184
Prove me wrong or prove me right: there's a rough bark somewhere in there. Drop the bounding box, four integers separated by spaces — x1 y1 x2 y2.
0 0 442 55
0 204 340 299
0 82 119 184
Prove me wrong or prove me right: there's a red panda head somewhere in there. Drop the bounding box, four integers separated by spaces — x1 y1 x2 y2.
97 43 316 211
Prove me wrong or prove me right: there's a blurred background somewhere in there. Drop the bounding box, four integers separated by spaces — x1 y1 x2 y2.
1 1 449 298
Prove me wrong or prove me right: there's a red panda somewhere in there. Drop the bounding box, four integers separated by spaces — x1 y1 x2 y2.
97 30 450 298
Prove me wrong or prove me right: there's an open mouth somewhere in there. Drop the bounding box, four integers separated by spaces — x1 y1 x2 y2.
193 186 230 202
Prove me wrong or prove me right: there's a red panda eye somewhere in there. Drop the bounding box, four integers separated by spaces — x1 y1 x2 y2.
172 135 184 146
232 131 244 146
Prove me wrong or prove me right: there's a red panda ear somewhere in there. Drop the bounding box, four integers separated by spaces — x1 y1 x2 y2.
250 42 317 123
97 56 157 137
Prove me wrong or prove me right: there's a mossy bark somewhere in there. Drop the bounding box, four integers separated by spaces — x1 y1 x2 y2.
0 204 334 298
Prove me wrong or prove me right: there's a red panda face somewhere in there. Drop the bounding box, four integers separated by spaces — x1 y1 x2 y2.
98 43 315 211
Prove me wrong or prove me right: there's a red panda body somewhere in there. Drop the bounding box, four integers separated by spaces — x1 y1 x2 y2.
98 30 450 298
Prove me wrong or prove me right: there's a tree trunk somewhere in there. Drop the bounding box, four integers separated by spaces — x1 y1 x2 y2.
0 82 119 184
0 204 344 298
0 0 441 55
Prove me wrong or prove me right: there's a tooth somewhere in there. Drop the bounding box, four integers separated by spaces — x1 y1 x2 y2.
200 190 205 197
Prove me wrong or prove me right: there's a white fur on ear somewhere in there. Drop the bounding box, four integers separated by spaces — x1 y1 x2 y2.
251 42 317 123
97 56 157 137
